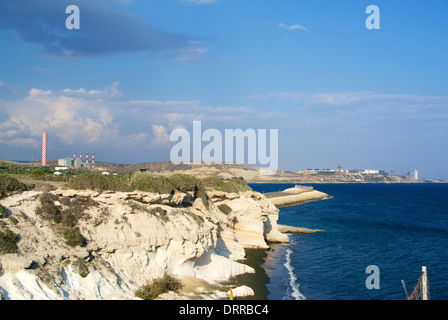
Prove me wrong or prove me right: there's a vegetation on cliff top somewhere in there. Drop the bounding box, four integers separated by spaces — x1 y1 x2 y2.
69 172 130 192
68 171 251 206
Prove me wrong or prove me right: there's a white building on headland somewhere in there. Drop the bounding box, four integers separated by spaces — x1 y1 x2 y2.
413 169 419 180
363 169 379 175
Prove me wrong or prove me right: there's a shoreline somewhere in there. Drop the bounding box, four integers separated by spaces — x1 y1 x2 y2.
223 248 271 300
220 186 329 300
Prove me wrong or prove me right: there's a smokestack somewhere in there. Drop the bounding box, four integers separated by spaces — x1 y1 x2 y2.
80 152 82 163
92 152 95 167
73 151 76 162
41 131 47 166
86 152 89 163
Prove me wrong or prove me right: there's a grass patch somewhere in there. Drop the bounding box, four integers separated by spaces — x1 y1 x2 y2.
134 274 182 300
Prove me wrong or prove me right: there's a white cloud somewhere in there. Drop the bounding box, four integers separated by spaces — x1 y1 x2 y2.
62 82 122 100
249 91 448 108
181 0 217 4
248 91 448 129
0 83 260 151
151 124 170 147
0 84 120 147
278 23 308 31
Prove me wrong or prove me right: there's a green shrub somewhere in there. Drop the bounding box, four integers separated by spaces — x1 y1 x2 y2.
35 192 61 223
227 178 252 192
0 228 18 254
202 176 224 189
63 226 85 247
74 260 90 278
218 203 232 214
168 173 199 192
169 173 208 205
0 205 7 219
69 172 130 192
195 187 208 207
134 274 182 300
30 168 51 180
0 174 27 194
60 209 77 227
202 176 251 193
130 172 174 194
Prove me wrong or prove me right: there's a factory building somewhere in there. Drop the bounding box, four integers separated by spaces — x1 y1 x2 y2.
58 152 94 169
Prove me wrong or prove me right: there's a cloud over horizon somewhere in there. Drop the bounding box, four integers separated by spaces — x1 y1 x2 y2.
0 82 258 154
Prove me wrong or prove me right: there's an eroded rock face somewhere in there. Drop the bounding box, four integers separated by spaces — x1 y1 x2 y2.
0 189 288 300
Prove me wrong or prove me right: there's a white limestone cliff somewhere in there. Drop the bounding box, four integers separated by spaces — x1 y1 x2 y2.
0 188 288 300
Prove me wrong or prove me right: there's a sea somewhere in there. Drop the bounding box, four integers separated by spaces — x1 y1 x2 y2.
249 183 448 300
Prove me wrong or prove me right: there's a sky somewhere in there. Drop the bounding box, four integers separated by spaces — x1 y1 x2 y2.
0 0 447 179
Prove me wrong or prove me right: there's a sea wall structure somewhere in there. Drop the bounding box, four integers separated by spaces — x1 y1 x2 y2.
0 188 289 300
265 186 330 208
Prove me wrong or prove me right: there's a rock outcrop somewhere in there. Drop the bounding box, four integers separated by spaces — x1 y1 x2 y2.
0 188 288 300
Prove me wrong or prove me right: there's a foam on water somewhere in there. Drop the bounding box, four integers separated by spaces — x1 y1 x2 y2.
284 248 307 300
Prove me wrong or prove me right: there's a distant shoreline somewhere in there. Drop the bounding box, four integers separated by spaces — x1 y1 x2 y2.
248 181 448 184
2 160 446 184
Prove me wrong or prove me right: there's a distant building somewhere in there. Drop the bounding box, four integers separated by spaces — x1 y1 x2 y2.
74 158 81 168
363 169 379 175
390 170 396 177
58 158 73 167
413 169 419 180
58 157 91 169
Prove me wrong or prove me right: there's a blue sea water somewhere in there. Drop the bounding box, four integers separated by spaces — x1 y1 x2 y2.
249 183 448 300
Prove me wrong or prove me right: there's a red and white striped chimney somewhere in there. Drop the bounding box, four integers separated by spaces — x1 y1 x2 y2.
80 152 82 163
92 152 95 167
41 131 47 166
73 151 76 162
86 152 89 163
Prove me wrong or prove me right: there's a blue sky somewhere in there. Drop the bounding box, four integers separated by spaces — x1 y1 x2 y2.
0 0 447 179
